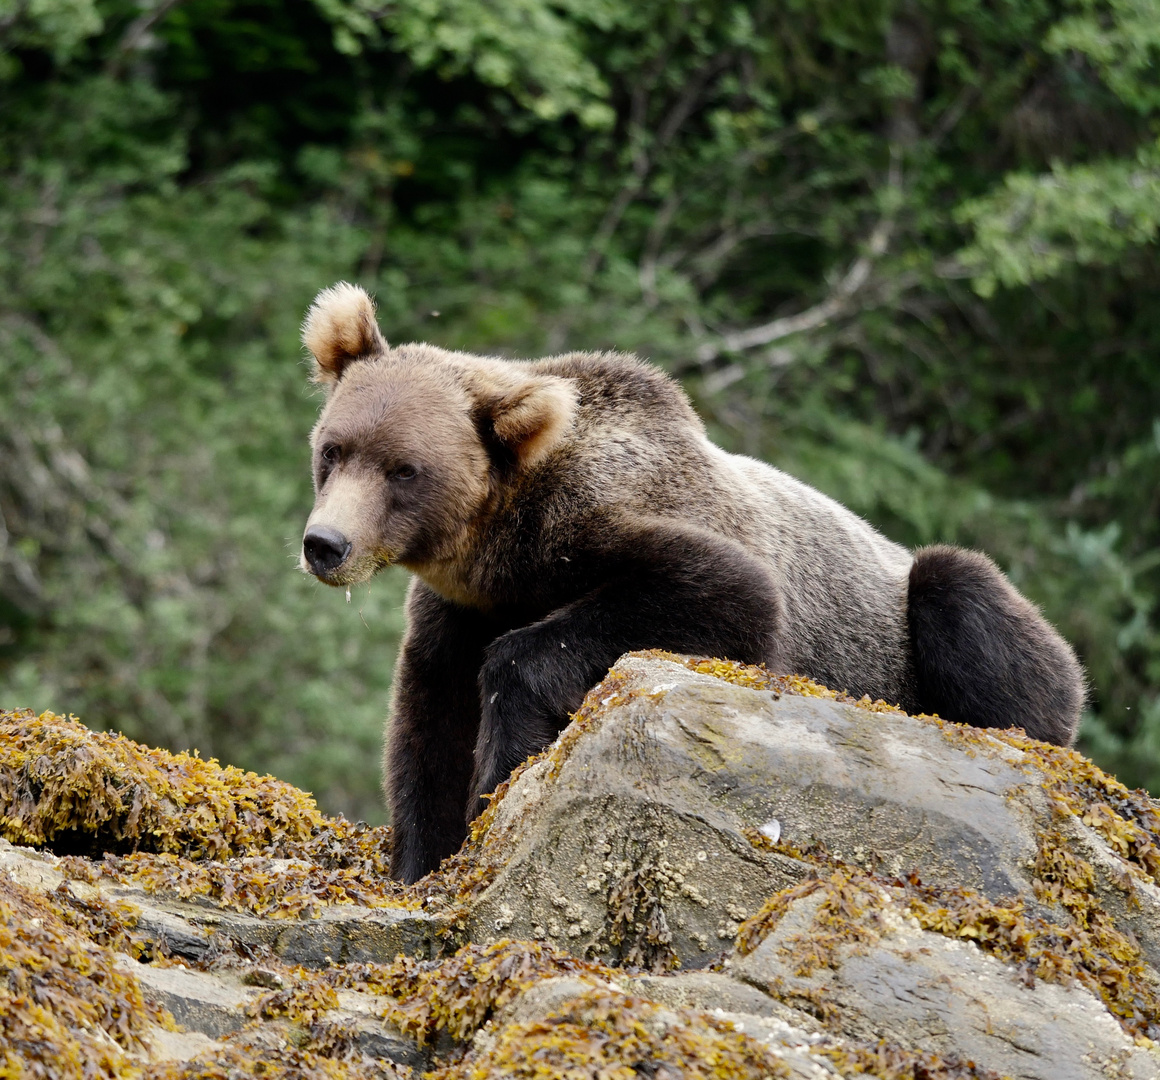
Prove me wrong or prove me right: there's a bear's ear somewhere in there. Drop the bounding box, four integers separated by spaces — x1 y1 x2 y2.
486 377 578 470
302 282 387 386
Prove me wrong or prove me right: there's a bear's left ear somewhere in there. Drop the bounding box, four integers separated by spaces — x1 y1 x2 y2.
487 377 578 470
302 282 387 386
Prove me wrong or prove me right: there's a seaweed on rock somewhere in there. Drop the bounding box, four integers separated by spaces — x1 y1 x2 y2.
0 709 324 859
0 871 171 1078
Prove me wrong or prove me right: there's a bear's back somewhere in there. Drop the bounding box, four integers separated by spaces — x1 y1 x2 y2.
525 352 914 702
710 448 914 702
527 351 714 515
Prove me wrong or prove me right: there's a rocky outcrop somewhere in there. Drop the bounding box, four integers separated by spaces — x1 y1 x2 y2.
4 652 1160 1079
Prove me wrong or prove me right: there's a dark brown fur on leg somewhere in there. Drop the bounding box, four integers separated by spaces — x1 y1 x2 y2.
907 545 1084 746
467 519 785 819
385 581 500 884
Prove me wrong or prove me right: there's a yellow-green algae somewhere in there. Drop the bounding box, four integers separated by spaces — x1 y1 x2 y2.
245 937 1004 1079
0 871 172 1079
338 939 612 1046
734 860 1160 1043
0 708 324 859
94 842 407 920
428 987 795 1080
647 651 908 713
248 973 341 1026
99 814 408 919
0 708 415 919
143 1032 408 1080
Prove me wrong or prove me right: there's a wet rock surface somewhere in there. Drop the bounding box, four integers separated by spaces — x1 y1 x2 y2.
4 654 1160 1078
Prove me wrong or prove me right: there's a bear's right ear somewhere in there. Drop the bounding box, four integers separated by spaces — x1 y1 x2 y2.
301 283 387 386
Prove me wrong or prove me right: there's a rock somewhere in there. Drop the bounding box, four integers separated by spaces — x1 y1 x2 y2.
467 654 1160 964
141 1025 223 1064
473 973 835 1079
120 958 259 1037
732 883 1158 1080
465 655 1036 958
149 893 440 966
6 655 1160 1079
625 970 802 1021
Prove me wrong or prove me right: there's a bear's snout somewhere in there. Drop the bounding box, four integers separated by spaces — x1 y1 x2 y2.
303 525 352 577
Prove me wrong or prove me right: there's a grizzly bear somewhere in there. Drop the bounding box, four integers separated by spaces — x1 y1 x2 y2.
298 283 1085 885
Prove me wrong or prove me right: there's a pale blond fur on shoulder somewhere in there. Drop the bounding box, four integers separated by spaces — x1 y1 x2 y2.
302 282 387 385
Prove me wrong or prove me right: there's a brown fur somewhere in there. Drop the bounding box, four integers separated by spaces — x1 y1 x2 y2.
298 283 1086 883
302 283 389 385
908 545 1085 746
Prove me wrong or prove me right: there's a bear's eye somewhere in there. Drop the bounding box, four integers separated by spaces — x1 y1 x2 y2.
391 464 418 481
321 444 341 464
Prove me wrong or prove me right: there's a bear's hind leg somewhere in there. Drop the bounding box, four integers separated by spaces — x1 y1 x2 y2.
907 544 1084 746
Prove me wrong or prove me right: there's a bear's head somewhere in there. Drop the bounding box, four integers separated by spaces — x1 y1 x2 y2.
299 283 577 602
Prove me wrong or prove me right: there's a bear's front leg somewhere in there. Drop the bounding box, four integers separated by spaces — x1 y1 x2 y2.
468 521 785 817
385 580 500 884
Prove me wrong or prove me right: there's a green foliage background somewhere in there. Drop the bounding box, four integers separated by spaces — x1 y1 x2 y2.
1 0 1158 820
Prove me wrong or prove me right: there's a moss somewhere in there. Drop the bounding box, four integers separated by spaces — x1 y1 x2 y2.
0 871 172 1079
0 709 324 859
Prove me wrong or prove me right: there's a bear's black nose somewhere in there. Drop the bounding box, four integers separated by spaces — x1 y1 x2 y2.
303 526 352 576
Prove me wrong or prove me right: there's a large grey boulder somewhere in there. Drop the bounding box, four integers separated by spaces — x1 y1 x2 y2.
456 652 1160 1077
5 653 1160 1079
467 653 1158 959
731 882 1158 1080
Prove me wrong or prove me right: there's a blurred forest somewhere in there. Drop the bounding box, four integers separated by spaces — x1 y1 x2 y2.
1 0 1158 821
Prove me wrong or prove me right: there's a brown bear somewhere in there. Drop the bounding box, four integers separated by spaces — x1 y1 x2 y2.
298 282 1085 885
